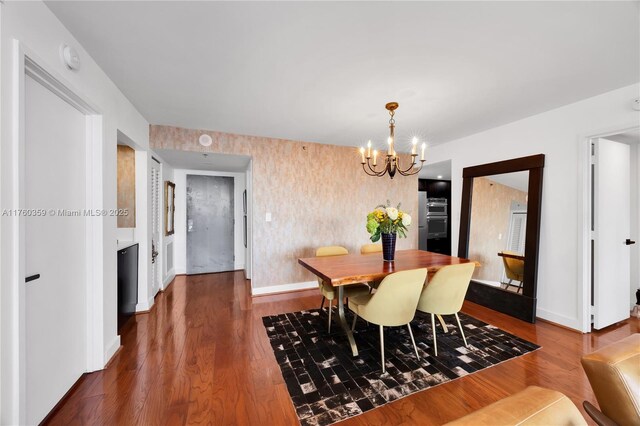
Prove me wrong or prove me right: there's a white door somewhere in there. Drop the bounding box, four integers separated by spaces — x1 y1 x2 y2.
24 75 87 423
151 159 161 294
593 138 631 329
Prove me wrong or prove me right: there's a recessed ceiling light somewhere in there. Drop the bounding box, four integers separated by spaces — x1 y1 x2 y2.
437 175 443 179
198 134 212 147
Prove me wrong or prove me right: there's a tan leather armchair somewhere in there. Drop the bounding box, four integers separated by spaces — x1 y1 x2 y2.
581 333 640 426
445 386 586 425
501 250 525 294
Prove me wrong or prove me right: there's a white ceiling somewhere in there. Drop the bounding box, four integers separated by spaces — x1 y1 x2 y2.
605 128 640 145
420 160 452 180
485 171 529 193
47 2 639 151
157 149 250 172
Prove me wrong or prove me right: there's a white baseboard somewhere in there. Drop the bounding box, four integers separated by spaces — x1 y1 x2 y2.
251 280 317 296
104 335 121 367
162 272 176 289
136 295 154 312
536 308 581 331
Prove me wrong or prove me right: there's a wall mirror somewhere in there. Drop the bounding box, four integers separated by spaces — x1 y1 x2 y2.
458 154 544 323
165 181 176 236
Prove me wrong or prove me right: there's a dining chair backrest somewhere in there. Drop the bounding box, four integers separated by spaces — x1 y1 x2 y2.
417 263 476 315
315 246 349 286
360 243 382 254
364 268 428 326
501 251 524 281
316 246 349 257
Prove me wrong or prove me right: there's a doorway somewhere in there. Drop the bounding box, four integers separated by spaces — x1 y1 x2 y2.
10 46 103 425
186 175 235 274
587 128 639 330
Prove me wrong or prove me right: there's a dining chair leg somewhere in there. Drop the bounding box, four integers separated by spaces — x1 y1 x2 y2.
436 314 448 333
319 296 325 310
379 325 386 373
327 299 333 333
351 313 358 331
454 312 468 347
431 313 438 356
407 323 419 360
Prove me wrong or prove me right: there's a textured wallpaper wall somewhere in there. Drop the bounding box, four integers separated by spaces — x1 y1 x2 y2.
468 177 527 282
150 125 418 289
116 145 136 228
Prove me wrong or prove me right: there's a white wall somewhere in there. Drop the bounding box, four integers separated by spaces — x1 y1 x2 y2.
426 83 640 331
173 169 246 274
631 142 640 308
245 161 253 280
0 2 149 423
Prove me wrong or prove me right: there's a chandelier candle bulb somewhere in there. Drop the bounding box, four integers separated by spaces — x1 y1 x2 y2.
360 147 365 163
421 143 426 161
412 137 417 155
373 150 378 166
367 140 372 158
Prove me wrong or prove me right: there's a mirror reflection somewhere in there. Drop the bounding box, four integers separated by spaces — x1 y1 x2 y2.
468 171 529 294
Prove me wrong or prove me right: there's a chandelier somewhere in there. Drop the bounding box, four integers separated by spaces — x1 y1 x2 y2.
359 102 426 179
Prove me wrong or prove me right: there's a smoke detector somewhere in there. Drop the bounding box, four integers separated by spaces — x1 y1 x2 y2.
60 44 80 71
198 134 213 147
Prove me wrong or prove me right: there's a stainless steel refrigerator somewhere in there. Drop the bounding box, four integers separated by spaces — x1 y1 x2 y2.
418 192 428 250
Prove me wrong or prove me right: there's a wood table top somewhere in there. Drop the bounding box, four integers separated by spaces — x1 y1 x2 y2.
298 249 478 286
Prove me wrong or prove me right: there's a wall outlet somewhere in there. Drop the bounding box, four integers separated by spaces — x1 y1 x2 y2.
266 212 272 222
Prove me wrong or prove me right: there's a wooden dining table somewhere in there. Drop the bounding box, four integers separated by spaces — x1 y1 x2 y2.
298 249 478 356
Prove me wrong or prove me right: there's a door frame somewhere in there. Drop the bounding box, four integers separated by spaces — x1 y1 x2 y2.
7 40 104 423
578 123 639 333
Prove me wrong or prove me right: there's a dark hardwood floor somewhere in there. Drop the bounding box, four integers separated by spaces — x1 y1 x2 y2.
44 272 639 425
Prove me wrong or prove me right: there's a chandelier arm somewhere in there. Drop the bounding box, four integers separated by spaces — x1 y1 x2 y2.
396 156 419 174
364 157 389 177
362 162 387 177
397 160 426 176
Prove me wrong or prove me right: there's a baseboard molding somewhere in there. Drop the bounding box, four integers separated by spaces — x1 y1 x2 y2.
163 272 176 289
136 295 155 313
251 280 317 296
104 335 121 366
536 308 581 332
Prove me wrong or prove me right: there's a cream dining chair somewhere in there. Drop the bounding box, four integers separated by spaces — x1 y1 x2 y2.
360 243 382 254
316 246 370 333
416 263 476 356
349 268 428 373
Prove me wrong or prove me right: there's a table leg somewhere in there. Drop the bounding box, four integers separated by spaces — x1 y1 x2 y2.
337 286 359 356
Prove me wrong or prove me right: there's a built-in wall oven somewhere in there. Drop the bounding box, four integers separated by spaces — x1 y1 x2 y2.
426 198 448 239
426 198 448 216
426 216 448 239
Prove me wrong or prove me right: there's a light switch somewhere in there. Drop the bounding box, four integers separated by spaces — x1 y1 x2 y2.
498 233 502 240
266 212 272 222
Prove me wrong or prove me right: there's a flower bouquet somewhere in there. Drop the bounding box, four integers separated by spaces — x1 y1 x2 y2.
365 201 412 261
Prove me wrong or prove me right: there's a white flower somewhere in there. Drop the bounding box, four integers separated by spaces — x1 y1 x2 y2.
402 213 412 226
386 207 398 220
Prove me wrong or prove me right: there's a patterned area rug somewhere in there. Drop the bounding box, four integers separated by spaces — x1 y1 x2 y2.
262 309 539 426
